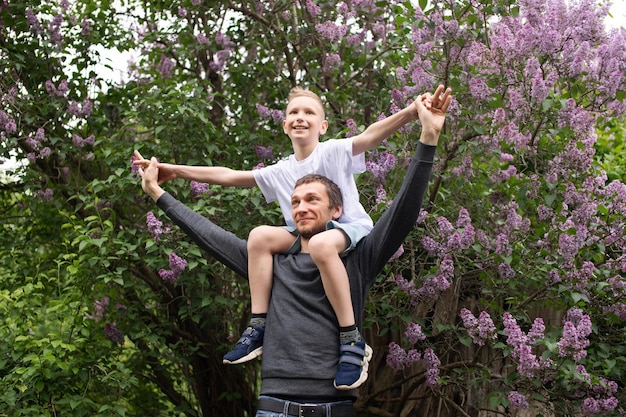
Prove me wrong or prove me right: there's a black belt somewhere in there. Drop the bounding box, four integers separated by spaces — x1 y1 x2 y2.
257 398 356 417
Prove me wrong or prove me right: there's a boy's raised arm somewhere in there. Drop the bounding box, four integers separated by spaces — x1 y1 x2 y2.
351 102 419 156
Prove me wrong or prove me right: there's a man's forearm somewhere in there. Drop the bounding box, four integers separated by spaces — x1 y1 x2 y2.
145 182 165 202
358 142 436 276
419 127 440 147
156 193 249 278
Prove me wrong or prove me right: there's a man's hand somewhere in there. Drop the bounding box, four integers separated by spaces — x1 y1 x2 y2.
136 151 166 202
416 85 452 146
133 150 177 184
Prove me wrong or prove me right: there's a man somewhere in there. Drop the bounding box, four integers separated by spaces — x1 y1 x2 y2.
138 86 451 416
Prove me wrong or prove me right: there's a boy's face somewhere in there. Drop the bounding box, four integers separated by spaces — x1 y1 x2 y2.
283 96 328 144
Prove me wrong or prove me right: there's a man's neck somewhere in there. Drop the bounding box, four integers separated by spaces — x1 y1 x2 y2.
298 238 310 253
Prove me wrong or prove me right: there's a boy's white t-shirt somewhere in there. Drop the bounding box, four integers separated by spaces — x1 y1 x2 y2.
252 138 373 230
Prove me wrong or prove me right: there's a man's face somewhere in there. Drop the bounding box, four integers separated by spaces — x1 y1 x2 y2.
283 96 328 145
291 181 341 239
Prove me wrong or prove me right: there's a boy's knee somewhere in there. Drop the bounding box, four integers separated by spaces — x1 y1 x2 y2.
248 226 276 251
248 225 274 243
309 232 341 259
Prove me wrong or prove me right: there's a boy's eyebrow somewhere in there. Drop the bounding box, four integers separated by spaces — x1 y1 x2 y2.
289 105 317 112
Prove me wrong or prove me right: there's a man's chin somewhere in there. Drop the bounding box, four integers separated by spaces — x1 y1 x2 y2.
297 227 324 240
298 230 314 239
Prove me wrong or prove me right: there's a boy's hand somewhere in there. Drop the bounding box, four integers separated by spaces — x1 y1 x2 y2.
133 150 176 184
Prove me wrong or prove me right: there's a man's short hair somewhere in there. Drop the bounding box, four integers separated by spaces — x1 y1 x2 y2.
287 87 326 119
294 174 342 210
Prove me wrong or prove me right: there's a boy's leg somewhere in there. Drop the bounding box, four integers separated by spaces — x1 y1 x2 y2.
223 226 295 365
308 229 355 328
308 229 372 390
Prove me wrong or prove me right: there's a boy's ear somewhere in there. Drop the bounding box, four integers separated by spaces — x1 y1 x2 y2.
320 119 329 135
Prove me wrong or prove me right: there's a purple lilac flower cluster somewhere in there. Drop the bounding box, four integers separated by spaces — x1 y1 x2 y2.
365 151 396 184
459 308 497 346
374 185 388 206
416 255 453 300
36 188 54 202
25 128 51 162
72 134 95 148
508 391 529 409
386 319 438 385
604 275 626 319
405 322 426 344
314 21 348 42
67 98 93 118
344 119 360 138
394 274 419 306
90 296 109 321
411 209 476 301
502 312 552 378
421 209 475 258
26 8 66 46
256 104 284 124
190 181 209 197
0 108 17 137
146 211 169 241
45 79 69 97
386 344 440 387
255 145 274 160
104 322 124 345
557 307 592 361
157 55 175 78
130 156 140 176
158 252 188 284
323 53 341 73
422 348 441 386
386 342 420 370
574 365 620 416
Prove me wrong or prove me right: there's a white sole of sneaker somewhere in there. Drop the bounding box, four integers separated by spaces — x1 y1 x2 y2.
222 346 263 365
334 344 373 390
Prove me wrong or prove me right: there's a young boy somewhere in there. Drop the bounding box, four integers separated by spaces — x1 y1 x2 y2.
134 86 428 390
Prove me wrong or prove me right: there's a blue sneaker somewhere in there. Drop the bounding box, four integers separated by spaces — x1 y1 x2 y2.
333 340 373 390
222 325 264 364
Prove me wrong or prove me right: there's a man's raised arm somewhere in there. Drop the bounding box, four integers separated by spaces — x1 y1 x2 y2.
357 86 452 279
139 157 249 278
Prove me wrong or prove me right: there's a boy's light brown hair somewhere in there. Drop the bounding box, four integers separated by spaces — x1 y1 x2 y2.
287 87 326 119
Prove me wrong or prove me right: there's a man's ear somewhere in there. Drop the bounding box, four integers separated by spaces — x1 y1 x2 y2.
331 205 343 220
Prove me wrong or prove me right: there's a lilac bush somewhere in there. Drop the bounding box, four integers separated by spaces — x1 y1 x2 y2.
1 0 624 415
